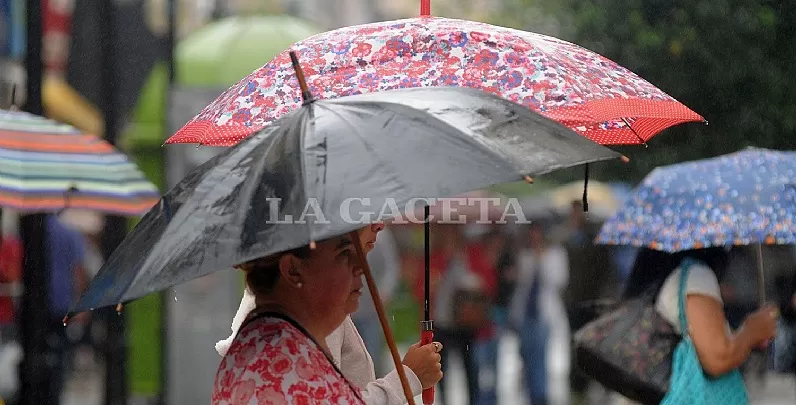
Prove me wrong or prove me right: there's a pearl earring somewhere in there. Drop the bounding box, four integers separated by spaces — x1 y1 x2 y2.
296 282 303 288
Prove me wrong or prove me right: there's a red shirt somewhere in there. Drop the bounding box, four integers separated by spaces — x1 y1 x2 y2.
0 236 23 324
465 244 498 299
465 244 498 340
413 246 499 340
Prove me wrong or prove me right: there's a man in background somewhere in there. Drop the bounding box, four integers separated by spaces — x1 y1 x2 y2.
562 201 616 404
45 214 87 405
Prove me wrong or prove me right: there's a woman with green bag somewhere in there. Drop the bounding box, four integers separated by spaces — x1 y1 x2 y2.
656 248 778 404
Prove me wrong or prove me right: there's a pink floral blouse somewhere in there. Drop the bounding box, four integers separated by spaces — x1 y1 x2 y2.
212 313 364 405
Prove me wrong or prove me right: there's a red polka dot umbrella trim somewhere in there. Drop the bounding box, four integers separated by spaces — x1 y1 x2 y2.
167 16 704 147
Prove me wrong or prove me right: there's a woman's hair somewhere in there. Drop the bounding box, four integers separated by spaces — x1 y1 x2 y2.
675 247 730 280
239 245 312 296
623 247 730 299
622 248 681 298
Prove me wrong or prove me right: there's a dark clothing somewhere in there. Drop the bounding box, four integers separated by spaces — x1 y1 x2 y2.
494 248 516 308
564 223 615 395
47 215 86 316
45 215 86 405
46 317 72 405
563 224 616 308
778 274 796 322
436 327 479 405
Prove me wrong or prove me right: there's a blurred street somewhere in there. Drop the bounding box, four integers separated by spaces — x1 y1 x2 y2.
60 333 796 405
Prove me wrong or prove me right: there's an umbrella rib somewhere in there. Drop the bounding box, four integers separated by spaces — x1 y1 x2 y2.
621 117 647 146
124 132 283 294
297 106 321 247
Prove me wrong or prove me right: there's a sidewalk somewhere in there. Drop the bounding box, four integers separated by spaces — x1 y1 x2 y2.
62 333 795 405
62 348 102 405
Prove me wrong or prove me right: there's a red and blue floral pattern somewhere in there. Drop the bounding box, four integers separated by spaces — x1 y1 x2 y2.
167 16 703 146
212 316 363 405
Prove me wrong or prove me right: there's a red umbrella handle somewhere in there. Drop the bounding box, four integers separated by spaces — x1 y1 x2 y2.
421 320 435 404
420 0 431 16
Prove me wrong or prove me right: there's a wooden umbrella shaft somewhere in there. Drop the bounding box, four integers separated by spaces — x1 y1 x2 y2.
351 231 416 405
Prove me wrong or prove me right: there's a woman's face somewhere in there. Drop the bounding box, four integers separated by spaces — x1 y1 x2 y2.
357 222 385 253
297 234 364 331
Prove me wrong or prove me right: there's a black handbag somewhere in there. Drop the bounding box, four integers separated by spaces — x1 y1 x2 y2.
574 287 680 404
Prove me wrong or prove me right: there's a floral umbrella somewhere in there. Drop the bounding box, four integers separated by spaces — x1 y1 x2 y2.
596 148 796 251
166 16 702 147
596 147 796 303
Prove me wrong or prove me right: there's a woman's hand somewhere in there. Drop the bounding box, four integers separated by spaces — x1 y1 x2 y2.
743 304 778 345
687 296 776 377
402 341 443 389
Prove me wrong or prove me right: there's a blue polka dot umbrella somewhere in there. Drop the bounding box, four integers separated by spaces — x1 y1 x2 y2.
596 147 796 252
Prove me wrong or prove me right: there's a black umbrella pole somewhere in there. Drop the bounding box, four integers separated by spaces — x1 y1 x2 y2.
160 1 176 404
421 205 435 405
99 0 128 403
351 232 416 405
19 215 51 405
20 1 52 405
423 205 430 321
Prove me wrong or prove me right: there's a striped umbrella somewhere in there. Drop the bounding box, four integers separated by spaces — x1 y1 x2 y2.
0 109 159 215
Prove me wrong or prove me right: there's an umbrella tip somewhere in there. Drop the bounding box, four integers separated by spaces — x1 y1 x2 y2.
620 155 631 163
288 51 314 105
523 175 534 184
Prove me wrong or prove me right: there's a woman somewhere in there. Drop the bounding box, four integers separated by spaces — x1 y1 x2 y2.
326 224 438 405
655 248 777 376
215 225 442 404
651 247 777 403
509 222 569 405
613 248 778 405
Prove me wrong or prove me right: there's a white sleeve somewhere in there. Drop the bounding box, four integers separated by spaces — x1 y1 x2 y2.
655 262 723 334
360 366 423 405
326 319 346 368
685 263 723 304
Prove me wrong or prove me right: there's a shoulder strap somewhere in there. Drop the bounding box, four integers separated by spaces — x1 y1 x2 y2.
677 258 696 334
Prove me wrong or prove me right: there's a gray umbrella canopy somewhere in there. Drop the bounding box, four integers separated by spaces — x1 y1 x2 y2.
72 86 620 313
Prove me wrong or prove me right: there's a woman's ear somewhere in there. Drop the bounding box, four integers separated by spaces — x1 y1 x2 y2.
278 254 304 289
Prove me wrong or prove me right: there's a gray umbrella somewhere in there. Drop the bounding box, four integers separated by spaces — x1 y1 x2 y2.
72 84 621 313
